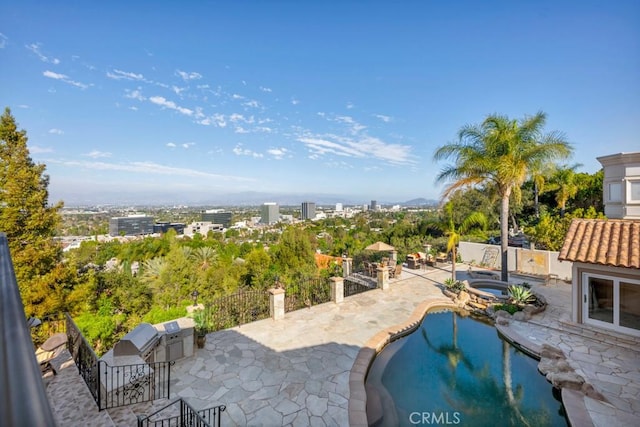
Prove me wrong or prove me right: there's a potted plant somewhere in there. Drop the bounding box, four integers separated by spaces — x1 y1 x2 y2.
192 310 208 349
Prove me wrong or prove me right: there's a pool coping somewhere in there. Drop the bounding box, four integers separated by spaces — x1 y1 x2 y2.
348 299 590 427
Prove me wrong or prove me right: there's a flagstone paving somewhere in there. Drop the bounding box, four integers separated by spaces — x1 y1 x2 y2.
45 264 640 426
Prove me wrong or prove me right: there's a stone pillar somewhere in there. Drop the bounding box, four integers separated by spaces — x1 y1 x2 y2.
390 250 397 264
342 257 353 277
269 288 285 320
377 266 389 290
331 277 344 304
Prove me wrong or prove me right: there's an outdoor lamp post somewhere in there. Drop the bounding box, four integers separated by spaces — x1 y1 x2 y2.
191 290 199 306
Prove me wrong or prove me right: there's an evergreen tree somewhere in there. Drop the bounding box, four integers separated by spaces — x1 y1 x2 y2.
0 107 64 315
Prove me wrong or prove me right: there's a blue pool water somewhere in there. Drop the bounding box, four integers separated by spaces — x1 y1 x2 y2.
366 310 567 426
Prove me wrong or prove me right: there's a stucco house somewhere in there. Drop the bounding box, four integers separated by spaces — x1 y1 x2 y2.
558 152 640 337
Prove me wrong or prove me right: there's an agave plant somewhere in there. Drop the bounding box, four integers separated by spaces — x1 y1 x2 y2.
507 285 536 305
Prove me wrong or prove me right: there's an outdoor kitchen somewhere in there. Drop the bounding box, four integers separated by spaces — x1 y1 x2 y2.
97 317 195 406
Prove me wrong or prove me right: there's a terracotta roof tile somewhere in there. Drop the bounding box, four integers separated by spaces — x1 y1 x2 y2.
559 219 640 268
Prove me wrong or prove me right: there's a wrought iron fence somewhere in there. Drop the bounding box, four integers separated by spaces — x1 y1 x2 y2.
66 312 101 405
203 289 270 332
31 313 66 347
137 399 226 427
98 359 173 410
344 275 377 298
66 313 174 410
285 277 331 312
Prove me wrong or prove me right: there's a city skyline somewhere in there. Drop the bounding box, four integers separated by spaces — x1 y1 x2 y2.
1 1 638 205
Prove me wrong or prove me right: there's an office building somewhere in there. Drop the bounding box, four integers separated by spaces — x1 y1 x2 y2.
335 203 343 212
301 202 316 220
109 215 154 236
153 222 185 235
201 210 232 228
370 200 378 211
260 202 280 224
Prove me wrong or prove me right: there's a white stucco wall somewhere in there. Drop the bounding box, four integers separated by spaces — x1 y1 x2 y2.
458 241 573 281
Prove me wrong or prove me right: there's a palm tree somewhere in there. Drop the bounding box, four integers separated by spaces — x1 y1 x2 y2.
548 163 582 217
433 202 488 282
434 111 571 282
529 161 556 219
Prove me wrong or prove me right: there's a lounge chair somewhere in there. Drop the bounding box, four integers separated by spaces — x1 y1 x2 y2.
35 332 67 376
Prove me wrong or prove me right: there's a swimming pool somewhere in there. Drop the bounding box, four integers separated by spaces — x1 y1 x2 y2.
365 310 567 426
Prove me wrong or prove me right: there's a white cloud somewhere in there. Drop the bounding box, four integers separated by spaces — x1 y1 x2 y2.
176 70 202 81
291 98 300 105
0 33 7 49
52 160 255 182
181 142 195 149
260 86 272 92
232 145 263 158
172 85 186 96
18 104 29 109
166 142 177 148
43 70 89 89
374 114 392 123
48 128 64 135
243 100 260 108
232 94 244 100
129 106 138 111
30 145 53 154
234 126 250 134
298 133 414 165
149 96 193 116
267 148 289 159
125 88 145 101
198 113 226 127
26 43 60 64
84 150 112 159
107 69 145 81
346 102 355 109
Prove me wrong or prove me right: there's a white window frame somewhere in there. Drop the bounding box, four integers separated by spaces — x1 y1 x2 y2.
582 272 640 337
628 180 640 203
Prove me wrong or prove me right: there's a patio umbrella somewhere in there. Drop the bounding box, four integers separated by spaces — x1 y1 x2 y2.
365 241 395 251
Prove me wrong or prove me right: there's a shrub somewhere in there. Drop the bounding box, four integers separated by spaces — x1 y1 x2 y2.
494 303 521 315
508 285 536 305
444 278 466 292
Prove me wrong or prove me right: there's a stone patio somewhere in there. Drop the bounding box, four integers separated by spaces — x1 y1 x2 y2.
44 264 639 426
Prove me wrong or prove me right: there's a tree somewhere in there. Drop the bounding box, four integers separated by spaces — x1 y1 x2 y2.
0 108 64 315
434 111 571 281
431 202 488 281
548 163 582 217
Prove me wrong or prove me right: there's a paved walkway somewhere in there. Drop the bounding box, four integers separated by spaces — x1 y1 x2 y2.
45 264 640 426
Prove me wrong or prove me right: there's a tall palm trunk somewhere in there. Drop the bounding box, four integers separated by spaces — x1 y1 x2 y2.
534 182 540 219
451 245 457 282
500 194 509 282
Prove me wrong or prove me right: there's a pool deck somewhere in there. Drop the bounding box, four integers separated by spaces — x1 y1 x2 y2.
45 264 639 426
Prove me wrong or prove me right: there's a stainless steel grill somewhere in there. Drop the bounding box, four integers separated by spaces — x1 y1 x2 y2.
113 323 159 362
162 321 184 361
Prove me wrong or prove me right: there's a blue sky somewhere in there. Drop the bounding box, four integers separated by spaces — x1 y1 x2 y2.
1 1 638 205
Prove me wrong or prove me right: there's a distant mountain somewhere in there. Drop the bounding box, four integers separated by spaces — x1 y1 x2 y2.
398 198 439 207
56 189 439 208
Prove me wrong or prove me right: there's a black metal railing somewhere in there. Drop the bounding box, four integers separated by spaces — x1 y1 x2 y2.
202 289 270 332
137 398 226 427
66 312 101 405
98 359 173 410
31 313 67 348
285 277 331 312
66 313 174 410
0 233 57 426
344 275 377 298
